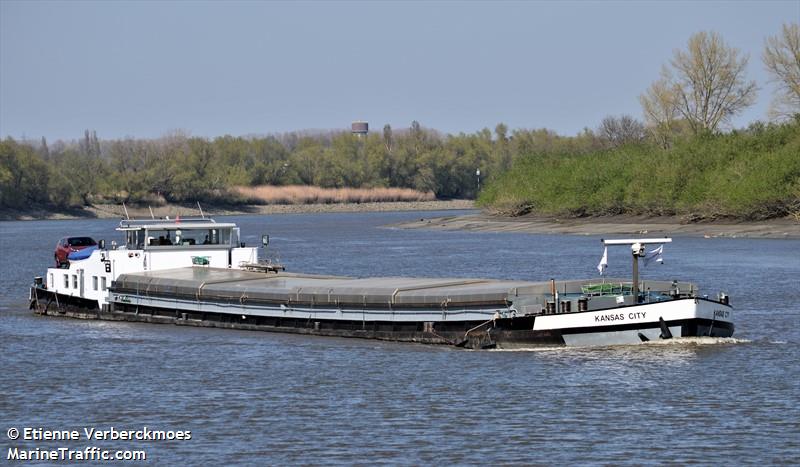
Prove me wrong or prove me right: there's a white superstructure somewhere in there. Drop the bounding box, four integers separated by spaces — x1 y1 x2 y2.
43 218 259 308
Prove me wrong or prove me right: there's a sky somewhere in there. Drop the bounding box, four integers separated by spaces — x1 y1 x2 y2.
1 0 798 141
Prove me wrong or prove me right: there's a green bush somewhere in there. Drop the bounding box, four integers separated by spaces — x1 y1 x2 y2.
479 121 800 220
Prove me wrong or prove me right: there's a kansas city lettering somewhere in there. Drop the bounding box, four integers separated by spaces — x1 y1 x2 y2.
595 311 647 322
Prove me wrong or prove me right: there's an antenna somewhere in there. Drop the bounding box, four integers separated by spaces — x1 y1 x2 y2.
148 206 155 220
122 202 130 220
197 201 205 219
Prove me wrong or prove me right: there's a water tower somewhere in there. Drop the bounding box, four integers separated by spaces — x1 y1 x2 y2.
351 121 368 136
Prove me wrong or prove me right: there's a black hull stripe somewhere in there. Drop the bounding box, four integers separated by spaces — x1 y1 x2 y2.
559 318 734 336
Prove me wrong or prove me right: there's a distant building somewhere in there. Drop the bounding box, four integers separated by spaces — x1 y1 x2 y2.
351 121 368 135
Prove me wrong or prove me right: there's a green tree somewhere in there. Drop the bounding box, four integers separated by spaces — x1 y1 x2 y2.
493 123 511 174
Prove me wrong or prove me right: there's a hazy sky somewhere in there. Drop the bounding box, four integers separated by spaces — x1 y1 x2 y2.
1 0 797 141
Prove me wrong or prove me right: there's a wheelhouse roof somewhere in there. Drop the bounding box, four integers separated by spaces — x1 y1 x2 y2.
116 218 236 231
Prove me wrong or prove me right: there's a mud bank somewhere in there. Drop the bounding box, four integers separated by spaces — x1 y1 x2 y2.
390 213 800 239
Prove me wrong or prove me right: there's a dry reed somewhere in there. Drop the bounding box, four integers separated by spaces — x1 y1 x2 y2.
234 185 436 205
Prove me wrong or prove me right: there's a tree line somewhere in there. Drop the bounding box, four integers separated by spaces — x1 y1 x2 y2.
0 122 608 209
1 24 798 218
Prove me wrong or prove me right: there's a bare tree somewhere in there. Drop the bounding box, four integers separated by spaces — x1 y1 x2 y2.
763 23 800 121
382 124 393 152
640 77 681 148
80 129 101 157
673 31 757 132
598 115 647 148
643 31 757 135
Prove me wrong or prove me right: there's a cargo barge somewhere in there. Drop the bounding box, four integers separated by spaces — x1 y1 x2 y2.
30 217 734 349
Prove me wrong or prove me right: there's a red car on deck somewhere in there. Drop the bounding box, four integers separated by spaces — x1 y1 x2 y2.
54 237 97 267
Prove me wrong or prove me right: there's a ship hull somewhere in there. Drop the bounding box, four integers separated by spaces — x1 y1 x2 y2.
30 286 733 349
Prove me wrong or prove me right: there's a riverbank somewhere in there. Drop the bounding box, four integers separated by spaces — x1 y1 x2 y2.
390 213 800 239
478 121 800 222
0 200 475 221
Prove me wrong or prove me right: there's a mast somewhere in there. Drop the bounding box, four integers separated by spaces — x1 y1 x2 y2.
602 238 672 303
632 245 640 299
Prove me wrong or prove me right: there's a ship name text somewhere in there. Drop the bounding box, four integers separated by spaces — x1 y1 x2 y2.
595 311 647 323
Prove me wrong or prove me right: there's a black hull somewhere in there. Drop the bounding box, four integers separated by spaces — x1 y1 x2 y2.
30 288 734 349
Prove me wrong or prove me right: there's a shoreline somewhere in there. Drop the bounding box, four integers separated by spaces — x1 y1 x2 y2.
389 213 800 239
4 202 798 239
0 200 476 221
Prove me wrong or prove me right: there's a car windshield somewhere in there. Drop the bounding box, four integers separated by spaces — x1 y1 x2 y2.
68 237 96 247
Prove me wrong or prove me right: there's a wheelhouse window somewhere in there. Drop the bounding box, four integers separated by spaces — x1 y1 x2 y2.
93 276 98 291
101 277 107 290
144 228 233 247
72 275 78 289
126 230 144 250
63 274 69 288
145 229 173 246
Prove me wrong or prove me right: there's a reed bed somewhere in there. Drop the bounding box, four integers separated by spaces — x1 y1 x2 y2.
234 185 436 205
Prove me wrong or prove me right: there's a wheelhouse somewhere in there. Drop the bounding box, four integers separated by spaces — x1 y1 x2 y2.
116 219 241 250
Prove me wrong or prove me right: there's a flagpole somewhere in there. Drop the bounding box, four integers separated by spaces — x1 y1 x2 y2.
597 245 608 285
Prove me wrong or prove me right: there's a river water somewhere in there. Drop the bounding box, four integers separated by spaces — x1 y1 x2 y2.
1 211 798 464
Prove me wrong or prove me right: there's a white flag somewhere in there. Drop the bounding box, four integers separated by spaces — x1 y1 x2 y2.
644 245 664 266
597 247 608 275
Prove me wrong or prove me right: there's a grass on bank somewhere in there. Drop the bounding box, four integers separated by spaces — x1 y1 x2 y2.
233 185 436 205
478 120 800 221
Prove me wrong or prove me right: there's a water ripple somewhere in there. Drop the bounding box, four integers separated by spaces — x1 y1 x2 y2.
2 213 799 464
